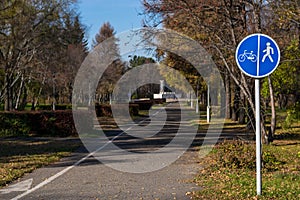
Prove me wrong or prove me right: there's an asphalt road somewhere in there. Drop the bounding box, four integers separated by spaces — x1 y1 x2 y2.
0 102 239 200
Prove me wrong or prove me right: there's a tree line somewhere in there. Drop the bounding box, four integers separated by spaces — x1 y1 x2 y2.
1 0 299 143
0 0 88 111
0 0 131 111
142 0 299 143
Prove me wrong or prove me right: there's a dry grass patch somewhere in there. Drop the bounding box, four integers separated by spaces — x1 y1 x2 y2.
0 138 81 188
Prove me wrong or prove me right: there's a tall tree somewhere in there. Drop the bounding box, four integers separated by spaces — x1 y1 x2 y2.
261 0 300 138
92 22 115 48
142 0 288 143
0 0 87 110
128 55 157 99
92 22 125 103
58 14 89 106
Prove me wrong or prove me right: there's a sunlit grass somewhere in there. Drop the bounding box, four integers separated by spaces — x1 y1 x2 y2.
192 140 300 199
0 139 81 188
192 115 300 200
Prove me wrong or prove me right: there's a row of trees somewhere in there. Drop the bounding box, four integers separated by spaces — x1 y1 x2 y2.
0 0 129 110
1 0 298 143
142 0 300 143
0 0 88 111
92 22 126 103
91 23 158 102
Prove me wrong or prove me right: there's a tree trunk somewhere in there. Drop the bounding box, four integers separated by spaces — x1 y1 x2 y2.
15 74 25 110
225 71 231 119
20 86 28 111
278 94 287 109
261 119 268 144
246 102 255 131
31 97 36 111
268 76 276 142
238 90 246 124
220 86 226 118
34 76 46 108
246 87 256 131
4 72 12 111
231 84 240 121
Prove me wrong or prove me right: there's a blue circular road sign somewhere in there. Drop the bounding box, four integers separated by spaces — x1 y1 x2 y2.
236 34 280 78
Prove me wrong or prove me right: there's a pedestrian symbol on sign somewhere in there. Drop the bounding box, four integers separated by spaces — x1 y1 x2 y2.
262 42 274 63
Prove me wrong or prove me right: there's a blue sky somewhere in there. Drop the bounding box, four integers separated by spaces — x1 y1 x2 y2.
78 0 144 47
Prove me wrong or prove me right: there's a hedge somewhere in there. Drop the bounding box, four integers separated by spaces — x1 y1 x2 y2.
0 110 92 137
94 103 139 117
134 100 153 110
131 99 166 110
37 104 72 110
0 103 148 137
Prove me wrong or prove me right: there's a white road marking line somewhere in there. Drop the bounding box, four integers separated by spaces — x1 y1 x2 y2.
11 145 102 200
11 106 166 200
0 179 33 194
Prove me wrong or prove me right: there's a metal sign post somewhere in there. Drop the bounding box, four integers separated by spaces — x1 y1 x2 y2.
255 79 262 195
235 33 280 196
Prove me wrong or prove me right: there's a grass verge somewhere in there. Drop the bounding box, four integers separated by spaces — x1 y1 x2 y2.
0 138 81 188
192 138 300 199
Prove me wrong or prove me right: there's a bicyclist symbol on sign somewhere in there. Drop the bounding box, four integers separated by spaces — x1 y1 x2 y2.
238 50 257 62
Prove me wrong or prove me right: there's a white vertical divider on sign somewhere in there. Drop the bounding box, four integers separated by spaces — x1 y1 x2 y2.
257 35 261 76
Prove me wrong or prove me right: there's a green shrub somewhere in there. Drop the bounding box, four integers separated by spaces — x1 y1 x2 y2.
262 151 284 172
0 114 30 136
283 103 300 130
95 104 112 117
199 104 207 111
37 104 72 111
152 99 166 104
132 100 153 110
214 140 256 170
66 104 72 110
32 110 86 137
94 103 139 117
129 103 139 116
214 140 283 172
37 104 52 110
55 104 72 110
